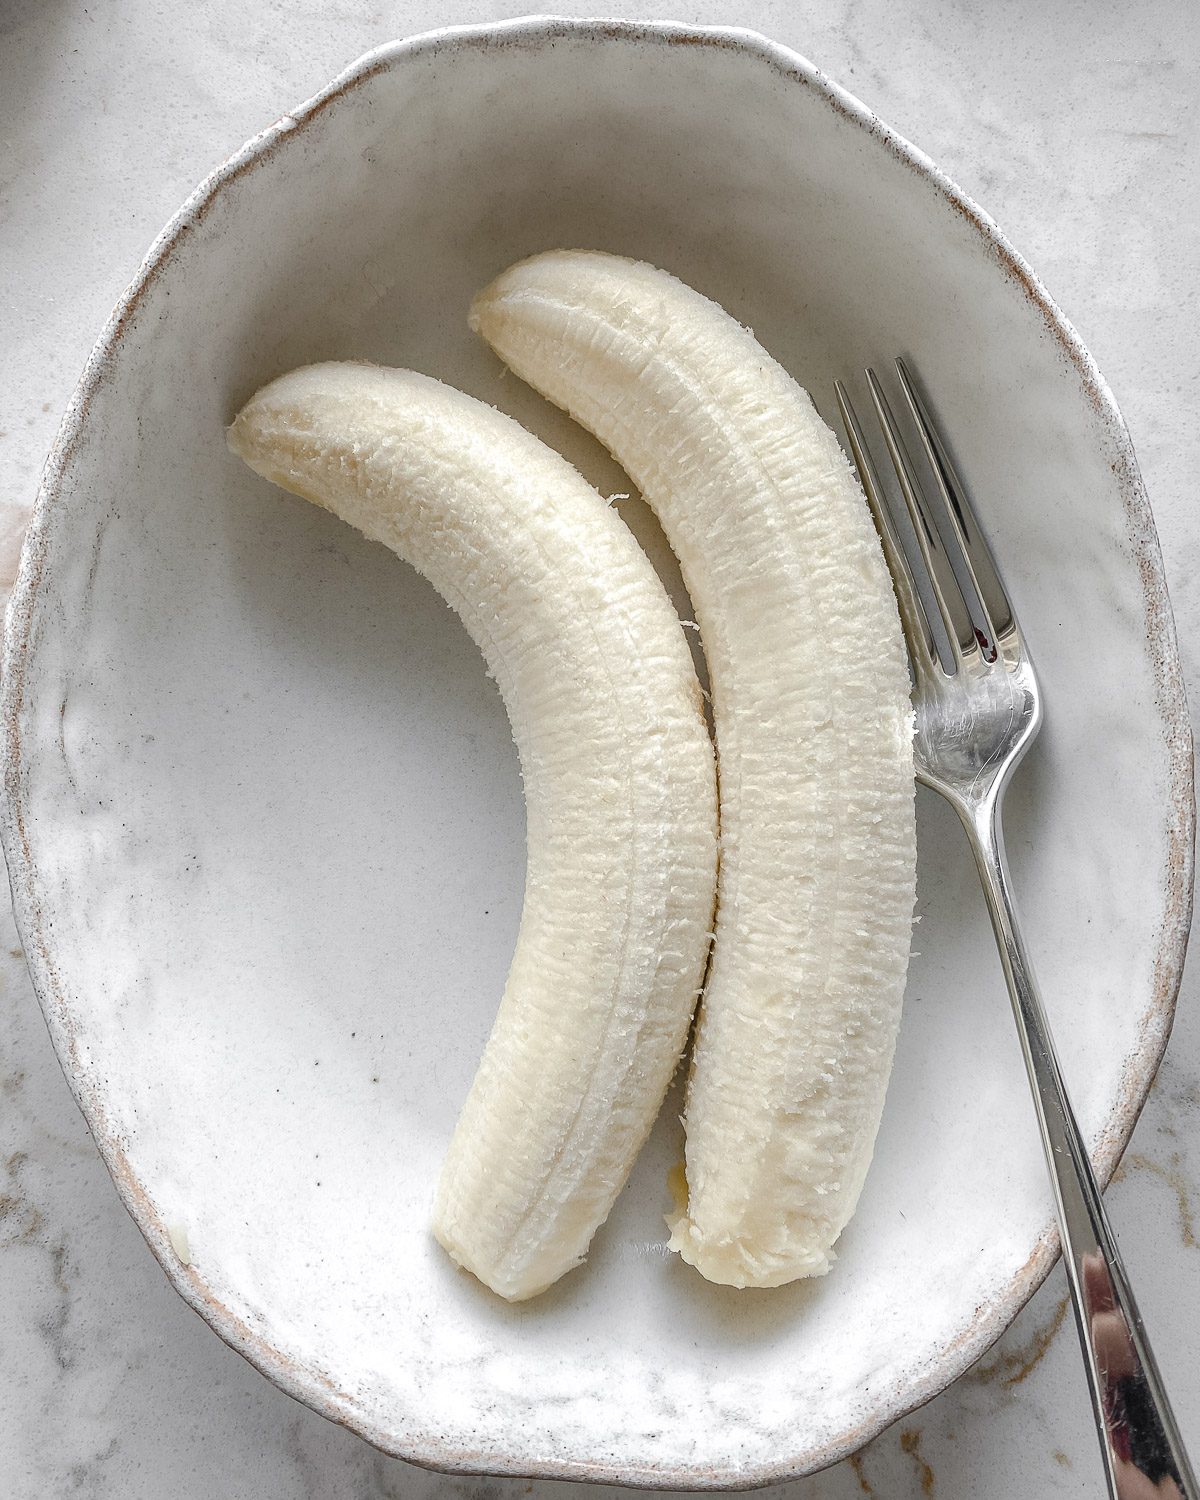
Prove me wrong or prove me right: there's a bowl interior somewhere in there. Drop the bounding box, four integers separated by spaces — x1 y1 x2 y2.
6 21 1188 1488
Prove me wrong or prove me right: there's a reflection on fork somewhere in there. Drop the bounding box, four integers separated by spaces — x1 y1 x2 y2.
835 363 1195 1500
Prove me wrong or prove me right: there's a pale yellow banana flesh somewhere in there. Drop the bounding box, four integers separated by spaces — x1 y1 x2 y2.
472 254 917 1288
228 363 718 1300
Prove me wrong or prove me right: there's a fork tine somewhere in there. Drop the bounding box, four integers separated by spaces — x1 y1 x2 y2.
865 369 980 671
835 380 938 680
894 358 1016 657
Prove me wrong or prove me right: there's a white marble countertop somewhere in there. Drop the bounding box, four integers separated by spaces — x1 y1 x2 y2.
2 2 1197 1496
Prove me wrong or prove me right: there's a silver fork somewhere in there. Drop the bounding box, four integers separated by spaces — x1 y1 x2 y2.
836 362 1196 1500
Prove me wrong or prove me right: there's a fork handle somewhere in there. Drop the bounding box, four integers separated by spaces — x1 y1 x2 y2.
961 791 1196 1500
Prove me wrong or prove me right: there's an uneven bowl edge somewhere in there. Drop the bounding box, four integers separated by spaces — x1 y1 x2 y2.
1 15 1193 1491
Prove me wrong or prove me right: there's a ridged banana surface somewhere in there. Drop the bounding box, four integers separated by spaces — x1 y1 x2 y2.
229 362 718 1300
472 255 916 1288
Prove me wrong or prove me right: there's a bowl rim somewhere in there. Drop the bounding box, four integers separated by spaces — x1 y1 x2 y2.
2 13 1193 1491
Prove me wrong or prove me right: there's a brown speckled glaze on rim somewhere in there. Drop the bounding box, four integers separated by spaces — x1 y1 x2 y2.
1 17 1193 1491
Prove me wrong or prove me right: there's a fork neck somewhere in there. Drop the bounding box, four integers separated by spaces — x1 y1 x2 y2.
947 784 1015 950
943 783 1030 989
925 773 1006 855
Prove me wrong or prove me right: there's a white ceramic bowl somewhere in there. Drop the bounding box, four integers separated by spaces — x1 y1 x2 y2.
3 17 1192 1490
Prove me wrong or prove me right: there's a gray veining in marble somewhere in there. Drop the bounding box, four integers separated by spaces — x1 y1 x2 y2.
1 1 1198 1496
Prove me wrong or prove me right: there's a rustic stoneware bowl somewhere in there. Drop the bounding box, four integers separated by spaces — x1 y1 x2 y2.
2 16 1192 1490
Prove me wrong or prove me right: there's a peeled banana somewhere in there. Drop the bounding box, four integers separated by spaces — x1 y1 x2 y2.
472 253 916 1288
228 363 718 1301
